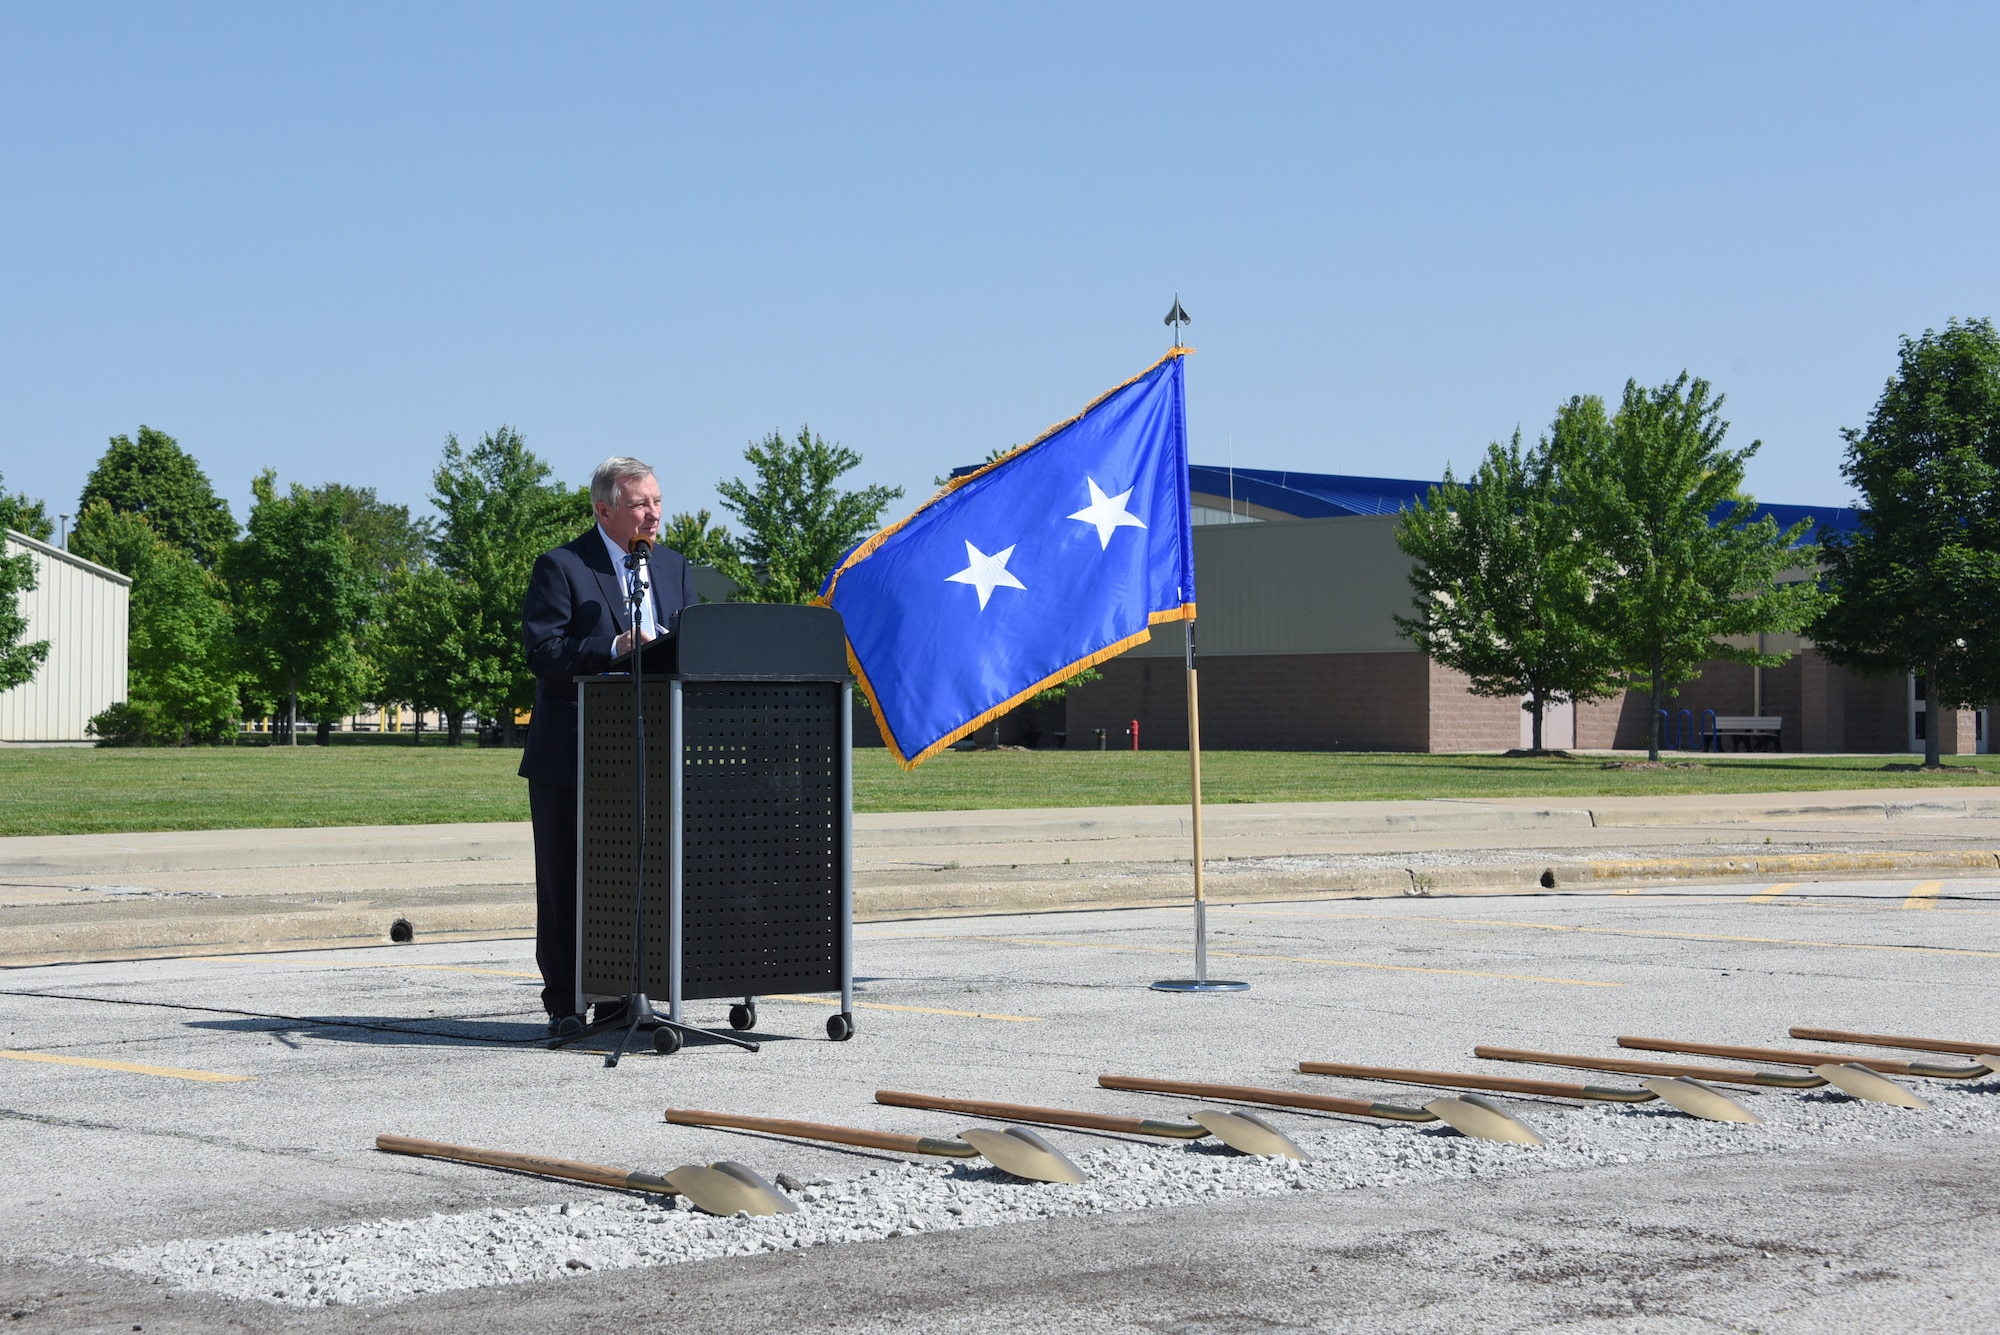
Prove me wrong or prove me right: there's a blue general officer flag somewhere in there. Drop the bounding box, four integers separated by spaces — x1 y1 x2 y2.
819 350 1196 767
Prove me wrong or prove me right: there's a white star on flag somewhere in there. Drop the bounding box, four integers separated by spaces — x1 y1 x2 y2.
1067 477 1148 549
945 540 1027 610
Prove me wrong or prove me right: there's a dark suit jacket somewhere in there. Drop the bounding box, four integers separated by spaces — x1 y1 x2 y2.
518 529 688 788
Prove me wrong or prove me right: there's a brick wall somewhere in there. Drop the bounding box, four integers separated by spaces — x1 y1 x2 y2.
1067 652 1432 751
1425 660 1523 751
1843 671 1907 752
1574 691 1655 749
1939 708 1979 755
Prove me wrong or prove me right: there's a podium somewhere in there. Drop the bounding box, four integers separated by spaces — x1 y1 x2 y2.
573 602 854 1046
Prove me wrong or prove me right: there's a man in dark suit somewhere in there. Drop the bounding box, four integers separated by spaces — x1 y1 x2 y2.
519 456 688 1037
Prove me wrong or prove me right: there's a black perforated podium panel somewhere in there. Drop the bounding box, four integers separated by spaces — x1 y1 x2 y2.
578 677 847 1007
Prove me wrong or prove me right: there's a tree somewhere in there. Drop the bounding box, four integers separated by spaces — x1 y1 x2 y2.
0 547 46 695
225 472 372 744
1813 319 2000 768
1559 375 1821 762
374 563 478 746
430 428 590 742
79 427 236 568
716 426 903 603
660 509 742 576
1395 416 1623 751
0 473 55 543
0 471 52 692
73 504 240 744
309 484 432 597
70 501 162 575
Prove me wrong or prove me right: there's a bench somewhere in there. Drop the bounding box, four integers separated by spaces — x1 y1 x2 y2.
1714 716 1783 752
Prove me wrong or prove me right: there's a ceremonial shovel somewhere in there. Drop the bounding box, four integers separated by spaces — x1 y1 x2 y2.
1617 1035 1990 1080
1473 1045 1828 1089
1098 1074 1544 1146
1790 1027 2000 1072
664 1108 1087 1184
876 1089 1310 1161
1616 1038 1949 1109
375 1133 796 1217
1298 1060 1759 1124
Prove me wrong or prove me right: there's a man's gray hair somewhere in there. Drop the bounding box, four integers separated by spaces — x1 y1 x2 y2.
590 456 656 508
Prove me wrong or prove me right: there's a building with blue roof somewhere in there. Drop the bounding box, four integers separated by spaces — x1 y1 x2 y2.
1186 466 1860 545
1035 467 1982 756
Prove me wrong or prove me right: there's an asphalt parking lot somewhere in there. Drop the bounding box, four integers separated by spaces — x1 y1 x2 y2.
3 876 1997 1332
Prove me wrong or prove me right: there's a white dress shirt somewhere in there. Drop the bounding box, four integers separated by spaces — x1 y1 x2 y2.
597 525 658 639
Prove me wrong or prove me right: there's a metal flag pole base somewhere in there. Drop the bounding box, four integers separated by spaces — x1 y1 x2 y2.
551 993 760 1064
1152 900 1249 992
1151 622 1247 994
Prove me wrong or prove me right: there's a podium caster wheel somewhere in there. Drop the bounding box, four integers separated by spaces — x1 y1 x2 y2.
826 1013 854 1042
728 1003 757 1032
653 1027 682 1055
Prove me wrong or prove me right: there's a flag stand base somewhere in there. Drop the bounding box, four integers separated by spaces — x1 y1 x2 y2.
1150 978 1250 993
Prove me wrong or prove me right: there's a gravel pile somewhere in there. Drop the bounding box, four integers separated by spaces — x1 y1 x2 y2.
106 1081 2000 1309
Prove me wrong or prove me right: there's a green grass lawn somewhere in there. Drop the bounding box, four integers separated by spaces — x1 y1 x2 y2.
1 744 1996 836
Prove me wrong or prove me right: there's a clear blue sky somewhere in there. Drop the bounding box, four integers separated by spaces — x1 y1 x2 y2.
4 3 1996 535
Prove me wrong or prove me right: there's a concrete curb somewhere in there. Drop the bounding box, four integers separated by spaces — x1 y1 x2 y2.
6 847 1995 969
9 787 2000 877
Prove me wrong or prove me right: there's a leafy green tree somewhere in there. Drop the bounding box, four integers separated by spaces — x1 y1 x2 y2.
660 508 742 577
0 471 53 692
0 473 55 543
430 428 590 742
79 427 236 568
1395 415 1623 751
1559 375 1821 762
225 472 372 744
0 542 47 693
70 501 161 576
303 483 431 716
1813 319 2000 768
373 563 477 745
717 426 903 603
309 484 432 596
73 506 240 745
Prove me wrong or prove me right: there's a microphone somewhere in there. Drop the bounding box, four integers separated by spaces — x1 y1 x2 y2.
628 536 651 556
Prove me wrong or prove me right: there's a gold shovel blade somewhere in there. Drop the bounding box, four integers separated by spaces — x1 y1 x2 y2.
1423 1094 1545 1145
957 1126 1087 1184
663 1162 800 1216
1979 1055 2000 1076
1639 1076 1761 1124
1191 1109 1311 1163
1812 1064 1930 1110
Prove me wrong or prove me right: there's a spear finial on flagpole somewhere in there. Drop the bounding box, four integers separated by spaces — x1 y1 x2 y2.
1164 294 1191 348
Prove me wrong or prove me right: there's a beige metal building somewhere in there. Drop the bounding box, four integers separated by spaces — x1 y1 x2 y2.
0 530 130 742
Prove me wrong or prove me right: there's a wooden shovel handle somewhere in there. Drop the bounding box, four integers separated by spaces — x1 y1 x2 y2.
1099 1074 1434 1122
376 1133 662 1193
1473 1045 1821 1087
1617 1036 1979 1077
1299 1060 1646 1101
1790 1026 2000 1058
664 1107 976 1157
876 1089 1203 1138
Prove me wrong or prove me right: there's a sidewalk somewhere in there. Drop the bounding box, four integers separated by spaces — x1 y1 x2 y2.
4 788 1998 965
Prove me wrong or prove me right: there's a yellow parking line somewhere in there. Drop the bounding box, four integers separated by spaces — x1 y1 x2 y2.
0 1049 253 1083
768 994 1041 1023
1748 882 1802 904
1209 908 2000 960
868 933 1617 988
1902 881 1944 911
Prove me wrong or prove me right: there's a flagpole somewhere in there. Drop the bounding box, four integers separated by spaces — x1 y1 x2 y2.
1152 620 1247 993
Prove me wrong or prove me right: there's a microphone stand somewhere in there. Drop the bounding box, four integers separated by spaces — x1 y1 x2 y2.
554 540 758 1066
